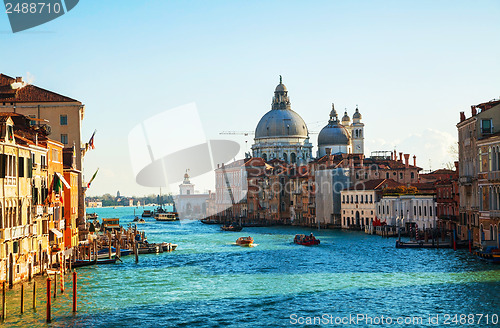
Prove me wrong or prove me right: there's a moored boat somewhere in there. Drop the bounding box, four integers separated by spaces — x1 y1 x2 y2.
474 247 500 263
221 224 242 232
71 258 118 268
294 234 320 246
236 236 254 246
142 210 153 217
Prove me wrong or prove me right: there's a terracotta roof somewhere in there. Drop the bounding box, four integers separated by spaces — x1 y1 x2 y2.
0 73 78 103
347 178 402 191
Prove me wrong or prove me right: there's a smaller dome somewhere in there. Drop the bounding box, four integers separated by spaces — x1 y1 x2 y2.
275 83 287 92
342 111 350 123
353 107 362 120
318 124 350 146
275 75 287 92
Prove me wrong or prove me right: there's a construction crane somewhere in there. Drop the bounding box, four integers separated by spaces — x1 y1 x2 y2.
219 130 318 135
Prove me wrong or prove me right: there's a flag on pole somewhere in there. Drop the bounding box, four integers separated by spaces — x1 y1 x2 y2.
88 130 96 150
87 168 99 188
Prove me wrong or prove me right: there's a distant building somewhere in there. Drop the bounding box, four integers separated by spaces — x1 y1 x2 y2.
341 179 402 229
376 195 437 229
87 201 102 208
174 171 209 219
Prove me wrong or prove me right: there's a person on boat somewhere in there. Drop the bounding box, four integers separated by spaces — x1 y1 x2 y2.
310 233 314 239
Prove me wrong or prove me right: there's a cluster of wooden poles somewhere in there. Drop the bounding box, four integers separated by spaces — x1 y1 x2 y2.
1 270 78 323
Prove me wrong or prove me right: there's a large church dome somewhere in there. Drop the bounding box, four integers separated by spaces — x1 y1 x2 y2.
251 76 313 164
255 109 308 139
254 76 308 139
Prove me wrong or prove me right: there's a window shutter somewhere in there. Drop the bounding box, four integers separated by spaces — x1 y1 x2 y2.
27 158 32 178
0 154 6 178
18 157 25 178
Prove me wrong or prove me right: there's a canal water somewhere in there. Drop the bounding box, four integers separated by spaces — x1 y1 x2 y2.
3 206 500 327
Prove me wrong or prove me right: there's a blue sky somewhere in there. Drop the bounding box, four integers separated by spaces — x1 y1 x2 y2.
1 0 499 196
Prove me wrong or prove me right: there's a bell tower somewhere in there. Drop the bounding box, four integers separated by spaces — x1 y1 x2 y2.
351 105 364 155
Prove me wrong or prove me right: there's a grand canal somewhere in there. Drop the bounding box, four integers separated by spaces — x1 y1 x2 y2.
4 206 500 327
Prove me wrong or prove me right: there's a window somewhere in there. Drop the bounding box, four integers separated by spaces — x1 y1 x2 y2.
481 119 492 134
29 115 36 126
60 115 68 126
430 206 433 216
399 172 403 179
18 157 24 178
61 134 68 145
411 172 415 179
370 195 373 203
386 172 389 179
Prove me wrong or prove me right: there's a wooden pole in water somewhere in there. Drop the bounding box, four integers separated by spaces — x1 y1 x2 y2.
108 232 112 260
46 277 51 323
2 281 5 321
134 241 138 263
20 284 24 314
53 273 57 298
32 281 36 312
72 271 77 313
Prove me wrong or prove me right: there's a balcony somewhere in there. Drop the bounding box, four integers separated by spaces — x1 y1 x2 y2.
488 171 500 181
490 210 500 218
459 176 473 185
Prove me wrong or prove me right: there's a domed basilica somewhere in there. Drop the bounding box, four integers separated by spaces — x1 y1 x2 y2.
252 77 364 163
251 76 313 165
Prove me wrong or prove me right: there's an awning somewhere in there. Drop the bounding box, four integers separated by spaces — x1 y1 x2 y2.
50 228 63 238
55 172 71 189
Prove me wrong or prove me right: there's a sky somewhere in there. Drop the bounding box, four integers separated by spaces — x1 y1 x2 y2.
1 0 499 197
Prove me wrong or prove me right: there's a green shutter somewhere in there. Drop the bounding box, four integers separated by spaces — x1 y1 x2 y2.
27 158 32 178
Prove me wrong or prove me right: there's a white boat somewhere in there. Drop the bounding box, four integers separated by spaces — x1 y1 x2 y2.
155 213 179 221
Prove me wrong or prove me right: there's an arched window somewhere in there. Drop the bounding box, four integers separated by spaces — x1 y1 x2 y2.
283 153 288 162
291 153 296 164
262 153 267 161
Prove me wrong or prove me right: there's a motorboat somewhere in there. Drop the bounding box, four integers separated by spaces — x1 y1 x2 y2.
294 234 320 246
236 236 254 246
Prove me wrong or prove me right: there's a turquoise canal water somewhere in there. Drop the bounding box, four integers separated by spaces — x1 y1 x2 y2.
3 206 500 327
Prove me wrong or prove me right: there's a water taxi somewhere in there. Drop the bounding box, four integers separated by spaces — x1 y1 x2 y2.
294 234 320 246
475 247 500 263
236 236 254 246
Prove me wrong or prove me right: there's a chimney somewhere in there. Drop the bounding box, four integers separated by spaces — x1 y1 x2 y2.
325 148 332 167
404 154 410 168
399 152 403 162
391 152 394 161
471 106 477 116
217 163 220 169
15 77 22 83
360 154 364 167
393 150 397 161
413 155 416 167
460 111 466 122
454 161 459 173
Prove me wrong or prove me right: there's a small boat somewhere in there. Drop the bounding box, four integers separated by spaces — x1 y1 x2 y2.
156 213 179 221
137 218 146 223
142 210 153 217
221 224 242 232
102 218 120 231
236 236 254 246
138 245 160 254
97 247 133 258
71 258 117 268
475 247 500 263
294 234 320 246
200 218 219 224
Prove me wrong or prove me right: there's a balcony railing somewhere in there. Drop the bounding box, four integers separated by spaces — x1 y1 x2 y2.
459 176 473 185
488 171 500 181
490 210 500 218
